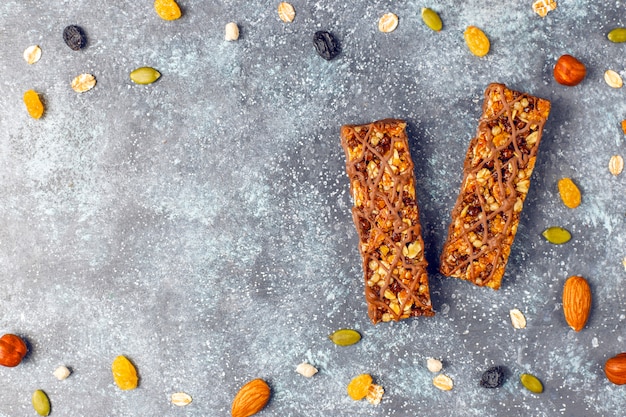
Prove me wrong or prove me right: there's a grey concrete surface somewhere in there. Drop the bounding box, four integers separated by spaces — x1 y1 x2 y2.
0 1 625 416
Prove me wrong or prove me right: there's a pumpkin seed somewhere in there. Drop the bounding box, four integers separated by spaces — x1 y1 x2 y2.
32 390 50 416
328 328 361 346
130 67 161 85
607 27 626 43
520 373 543 393
421 8 442 31
541 226 571 244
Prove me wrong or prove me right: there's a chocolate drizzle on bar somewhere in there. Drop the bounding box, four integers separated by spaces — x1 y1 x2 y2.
440 83 551 289
340 119 434 324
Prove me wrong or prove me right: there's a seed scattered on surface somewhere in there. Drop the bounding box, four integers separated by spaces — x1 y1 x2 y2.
328 328 361 346
53 365 71 380
433 374 453 391
23 45 42 64
313 31 340 60
609 155 624 176
171 392 192 407
130 67 161 85
608 27 626 43
604 70 623 89
520 373 543 393
295 362 318 378
112 355 138 390
225 22 239 41
63 25 87 50
421 8 442 31
542 226 571 244
480 366 505 388
23 90 44 119
71 73 97 93
509 308 527 329
464 26 490 57
378 13 399 33
154 0 182 21
31 390 50 416
426 358 443 373
277 2 295 23
557 177 581 208
532 0 557 17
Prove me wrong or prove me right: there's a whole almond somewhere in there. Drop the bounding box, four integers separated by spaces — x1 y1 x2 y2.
231 378 270 417
562 275 591 331
605 353 626 385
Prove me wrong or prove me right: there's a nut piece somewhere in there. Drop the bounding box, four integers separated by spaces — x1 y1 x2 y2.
295 362 318 378
509 308 527 329
171 392 192 407
366 384 384 405
553 55 586 86
53 366 71 380
23 45 42 64
604 70 623 88
225 22 240 41
378 13 399 33
231 378 270 417
606 353 626 385
562 275 591 332
0 334 28 367
433 374 453 391
277 2 295 23
426 358 443 373
71 73 97 93
532 0 557 17
609 155 624 176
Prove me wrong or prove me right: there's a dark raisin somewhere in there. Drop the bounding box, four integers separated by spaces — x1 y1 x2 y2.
63 25 87 51
313 31 340 60
480 366 505 388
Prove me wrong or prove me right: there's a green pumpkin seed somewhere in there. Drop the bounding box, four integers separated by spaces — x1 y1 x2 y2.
607 27 626 43
32 390 50 416
328 328 361 346
520 373 543 393
130 67 161 85
421 8 442 32
541 226 571 244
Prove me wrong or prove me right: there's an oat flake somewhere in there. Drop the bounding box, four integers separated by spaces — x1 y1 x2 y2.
23 45 42 64
378 13 399 33
509 308 527 329
609 155 624 176
277 2 295 23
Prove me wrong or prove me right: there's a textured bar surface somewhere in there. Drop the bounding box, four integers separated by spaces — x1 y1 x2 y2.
340 119 434 324
440 83 551 289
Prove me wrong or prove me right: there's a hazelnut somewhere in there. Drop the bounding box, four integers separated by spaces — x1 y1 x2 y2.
553 54 586 86
605 353 626 385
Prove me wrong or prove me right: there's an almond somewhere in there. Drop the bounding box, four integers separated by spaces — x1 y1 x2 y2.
605 353 626 385
562 275 591 331
231 378 270 417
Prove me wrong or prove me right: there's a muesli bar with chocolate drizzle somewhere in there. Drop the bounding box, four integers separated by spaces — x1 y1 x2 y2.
340 119 434 324
440 83 551 289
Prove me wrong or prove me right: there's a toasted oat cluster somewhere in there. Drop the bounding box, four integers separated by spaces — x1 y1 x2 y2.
440 83 551 289
340 119 434 324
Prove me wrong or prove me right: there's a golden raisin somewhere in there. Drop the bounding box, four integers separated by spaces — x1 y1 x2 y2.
347 374 373 400
111 355 138 390
23 90 44 119
154 0 182 21
558 178 581 208
464 26 490 57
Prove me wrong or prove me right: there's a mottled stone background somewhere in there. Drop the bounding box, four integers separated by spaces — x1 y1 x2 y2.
0 1 624 416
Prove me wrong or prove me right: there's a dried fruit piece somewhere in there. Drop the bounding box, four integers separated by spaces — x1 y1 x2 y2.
0 334 28 367
557 177 581 208
171 392 192 406
421 8 442 31
231 378 270 417
225 22 239 41
328 328 361 346
23 90 44 119
426 358 443 373
295 362 318 378
553 55 586 86
378 13 399 33
520 373 543 393
63 25 87 50
130 67 161 85
609 155 624 176
480 366 505 388
71 73 97 93
53 365 71 380
541 226 571 244
622 120 626 135
366 384 384 405
532 0 557 17
313 31 340 60
562 275 591 332
111 355 138 390
605 353 626 385
433 374 453 391
23 45 42 64
154 0 182 21
31 390 50 416
277 2 295 23
347 374 373 400
509 308 527 329
608 27 626 43
463 26 490 57
604 70 623 89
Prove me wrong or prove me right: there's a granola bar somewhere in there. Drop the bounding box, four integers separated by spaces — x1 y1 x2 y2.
440 83 551 289
340 119 434 324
